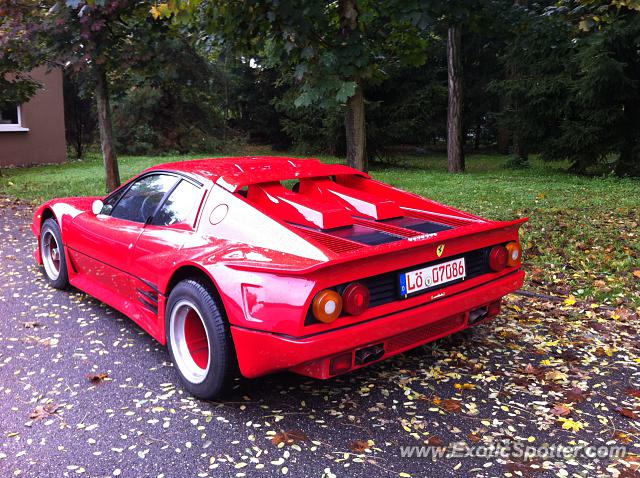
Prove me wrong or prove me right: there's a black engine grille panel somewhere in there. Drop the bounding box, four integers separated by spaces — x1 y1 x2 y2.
380 216 453 235
359 247 491 307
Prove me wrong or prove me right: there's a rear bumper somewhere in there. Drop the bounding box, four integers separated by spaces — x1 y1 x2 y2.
231 270 525 379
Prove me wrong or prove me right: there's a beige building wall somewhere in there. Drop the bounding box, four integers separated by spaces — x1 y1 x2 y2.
0 67 67 167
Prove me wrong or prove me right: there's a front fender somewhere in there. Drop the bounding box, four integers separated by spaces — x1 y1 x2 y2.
32 197 98 236
32 197 98 264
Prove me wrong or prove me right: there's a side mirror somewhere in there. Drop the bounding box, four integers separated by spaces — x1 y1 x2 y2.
92 199 104 215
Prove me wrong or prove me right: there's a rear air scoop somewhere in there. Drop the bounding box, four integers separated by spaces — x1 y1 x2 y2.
247 182 353 230
245 176 461 251
298 178 401 220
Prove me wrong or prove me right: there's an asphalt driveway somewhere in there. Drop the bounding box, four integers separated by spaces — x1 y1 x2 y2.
1 197 639 478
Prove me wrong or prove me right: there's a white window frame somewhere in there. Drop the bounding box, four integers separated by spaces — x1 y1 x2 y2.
0 104 29 132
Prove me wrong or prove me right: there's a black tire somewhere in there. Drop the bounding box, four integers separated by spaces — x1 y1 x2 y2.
40 218 69 290
165 279 235 399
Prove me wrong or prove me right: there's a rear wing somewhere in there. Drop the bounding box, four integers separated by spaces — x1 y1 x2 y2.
223 217 528 275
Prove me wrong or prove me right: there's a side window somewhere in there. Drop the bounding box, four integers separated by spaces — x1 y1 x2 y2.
110 174 178 223
100 187 127 216
153 180 202 226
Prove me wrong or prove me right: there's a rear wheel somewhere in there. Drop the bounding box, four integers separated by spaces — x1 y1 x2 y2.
166 279 235 399
40 218 69 289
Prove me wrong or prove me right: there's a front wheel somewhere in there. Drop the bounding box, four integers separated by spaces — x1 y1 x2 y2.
40 218 69 289
166 279 235 399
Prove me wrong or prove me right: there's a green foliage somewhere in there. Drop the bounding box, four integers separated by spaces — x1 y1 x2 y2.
0 0 45 107
0 74 40 110
275 97 345 155
48 1 158 77
171 0 428 109
0 0 181 190
110 34 226 154
3 0 640 177
366 63 448 153
225 61 291 149
0 0 158 82
496 0 640 176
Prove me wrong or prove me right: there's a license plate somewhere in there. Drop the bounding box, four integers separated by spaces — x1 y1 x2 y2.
399 257 466 297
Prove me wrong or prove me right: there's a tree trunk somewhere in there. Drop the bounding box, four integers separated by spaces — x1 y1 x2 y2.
74 102 83 159
223 54 229 143
75 127 83 160
340 0 367 172
94 66 120 192
497 68 510 154
615 98 640 177
511 0 529 165
345 79 367 171
512 131 528 165
447 25 464 173
474 121 481 151
497 126 510 154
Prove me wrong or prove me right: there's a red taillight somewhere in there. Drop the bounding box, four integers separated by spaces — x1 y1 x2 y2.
342 282 370 315
488 245 508 272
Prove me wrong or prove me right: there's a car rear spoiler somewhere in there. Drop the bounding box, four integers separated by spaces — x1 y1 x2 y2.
224 217 528 275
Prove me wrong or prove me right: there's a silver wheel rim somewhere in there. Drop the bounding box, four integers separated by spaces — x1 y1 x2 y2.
169 299 211 384
42 230 61 281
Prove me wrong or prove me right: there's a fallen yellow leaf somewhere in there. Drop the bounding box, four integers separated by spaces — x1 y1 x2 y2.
558 417 586 432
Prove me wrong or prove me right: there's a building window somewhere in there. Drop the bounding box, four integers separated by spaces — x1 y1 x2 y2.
0 103 29 132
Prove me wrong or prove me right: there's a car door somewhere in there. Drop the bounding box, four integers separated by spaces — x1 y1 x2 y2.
127 178 205 339
65 173 180 315
128 178 204 291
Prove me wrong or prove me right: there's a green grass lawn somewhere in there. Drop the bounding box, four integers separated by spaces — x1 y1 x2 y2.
1 150 638 308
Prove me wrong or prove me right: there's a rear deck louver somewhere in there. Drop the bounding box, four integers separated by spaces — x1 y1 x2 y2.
293 227 364 254
406 210 475 228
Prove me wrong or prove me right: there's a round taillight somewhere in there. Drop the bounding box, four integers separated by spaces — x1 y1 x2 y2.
312 289 342 323
342 282 370 316
506 242 522 267
488 245 508 272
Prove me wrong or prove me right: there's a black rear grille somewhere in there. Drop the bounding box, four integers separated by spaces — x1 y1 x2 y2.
380 217 453 235
326 224 402 246
405 221 452 234
305 245 496 325
359 247 491 307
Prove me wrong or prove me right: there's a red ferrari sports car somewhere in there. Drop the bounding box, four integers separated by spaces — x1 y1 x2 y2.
32 157 525 398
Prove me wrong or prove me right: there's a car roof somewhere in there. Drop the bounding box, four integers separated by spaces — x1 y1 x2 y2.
147 156 369 192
